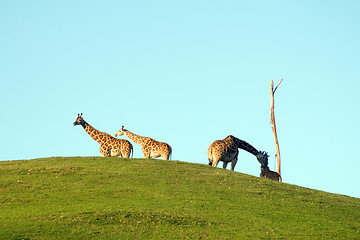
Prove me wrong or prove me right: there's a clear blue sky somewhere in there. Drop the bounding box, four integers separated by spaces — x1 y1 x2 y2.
1 1 359 198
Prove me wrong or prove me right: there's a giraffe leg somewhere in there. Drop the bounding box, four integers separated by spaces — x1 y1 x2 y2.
230 158 238 171
223 161 228 169
163 145 172 160
121 145 130 158
100 146 110 157
161 151 170 160
142 148 151 158
120 149 127 158
209 146 221 168
212 159 219 168
229 152 239 171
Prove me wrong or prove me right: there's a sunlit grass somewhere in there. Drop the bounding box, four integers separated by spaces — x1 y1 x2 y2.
1 157 359 239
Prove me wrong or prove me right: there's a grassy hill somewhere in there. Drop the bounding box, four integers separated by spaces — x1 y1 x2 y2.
1 157 359 239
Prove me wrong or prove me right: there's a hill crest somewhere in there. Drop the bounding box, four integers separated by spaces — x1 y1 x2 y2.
1 157 359 239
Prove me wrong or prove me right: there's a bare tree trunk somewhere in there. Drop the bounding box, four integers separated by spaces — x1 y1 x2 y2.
270 79 282 182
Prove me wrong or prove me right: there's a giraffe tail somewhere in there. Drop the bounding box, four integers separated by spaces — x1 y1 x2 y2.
130 145 134 158
168 145 172 160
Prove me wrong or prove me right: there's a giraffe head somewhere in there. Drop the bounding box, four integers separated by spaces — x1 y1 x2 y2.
115 126 126 137
73 113 85 126
256 151 269 167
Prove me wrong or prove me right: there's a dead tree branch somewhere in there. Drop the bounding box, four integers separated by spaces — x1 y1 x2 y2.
270 79 283 181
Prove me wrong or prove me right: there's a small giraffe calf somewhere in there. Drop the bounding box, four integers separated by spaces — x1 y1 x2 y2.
260 165 282 182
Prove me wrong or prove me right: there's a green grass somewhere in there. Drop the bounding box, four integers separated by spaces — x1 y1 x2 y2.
1 157 359 239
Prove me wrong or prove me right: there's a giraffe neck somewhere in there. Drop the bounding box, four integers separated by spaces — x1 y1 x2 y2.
124 130 148 146
233 136 259 156
261 165 269 171
82 121 105 145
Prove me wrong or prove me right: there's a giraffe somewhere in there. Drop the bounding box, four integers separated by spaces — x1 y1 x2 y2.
260 164 282 182
207 135 268 171
73 114 133 158
115 126 172 160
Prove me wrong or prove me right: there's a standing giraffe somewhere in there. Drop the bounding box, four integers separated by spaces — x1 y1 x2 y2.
73 114 133 158
115 126 172 160
208 135 268 171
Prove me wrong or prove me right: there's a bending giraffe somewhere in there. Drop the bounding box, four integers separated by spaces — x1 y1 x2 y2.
73 114 133 158
115 126 172 160
208 135 268 171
